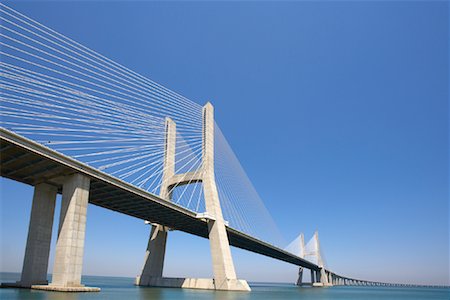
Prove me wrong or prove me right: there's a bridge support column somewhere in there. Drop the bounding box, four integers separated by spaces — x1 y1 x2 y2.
328 272 333 286
320 268 331 287
33 174 99 292
137 224 168 285
312 269 325 287
8 183 57 288
310 270 315 284
296 267 303 286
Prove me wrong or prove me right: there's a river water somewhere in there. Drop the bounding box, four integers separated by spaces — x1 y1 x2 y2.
1 272 448 300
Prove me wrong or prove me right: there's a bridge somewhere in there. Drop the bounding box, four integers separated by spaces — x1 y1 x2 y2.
0 3 415 292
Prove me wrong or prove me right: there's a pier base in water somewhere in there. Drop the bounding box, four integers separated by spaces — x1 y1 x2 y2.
1 282 100 292
31 284 100 292
135 276 250 291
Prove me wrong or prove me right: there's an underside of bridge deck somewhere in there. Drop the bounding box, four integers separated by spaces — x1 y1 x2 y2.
0 128 319 271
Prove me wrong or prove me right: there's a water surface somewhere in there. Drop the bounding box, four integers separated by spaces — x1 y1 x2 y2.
1 272 448 300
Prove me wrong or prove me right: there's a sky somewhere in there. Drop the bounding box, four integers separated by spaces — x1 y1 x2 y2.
0 0 449 286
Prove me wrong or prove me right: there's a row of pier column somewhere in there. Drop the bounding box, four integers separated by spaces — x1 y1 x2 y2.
297 267 406 288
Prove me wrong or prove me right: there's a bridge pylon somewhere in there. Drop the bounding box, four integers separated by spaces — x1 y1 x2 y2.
295 233 305 286
136 102 250 291
294 231 332 287
310 231 332 287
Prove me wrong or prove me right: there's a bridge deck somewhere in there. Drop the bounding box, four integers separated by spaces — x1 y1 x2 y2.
0 128 319 271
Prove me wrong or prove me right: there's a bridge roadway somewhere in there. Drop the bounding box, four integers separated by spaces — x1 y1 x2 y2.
0 128 320 272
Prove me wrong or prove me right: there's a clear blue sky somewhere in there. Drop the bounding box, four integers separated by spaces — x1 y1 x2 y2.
0 0 448 286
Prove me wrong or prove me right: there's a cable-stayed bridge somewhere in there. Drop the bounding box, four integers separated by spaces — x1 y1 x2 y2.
0 3 415 292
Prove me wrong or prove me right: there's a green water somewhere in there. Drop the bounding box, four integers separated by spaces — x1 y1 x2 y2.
1 272 448 300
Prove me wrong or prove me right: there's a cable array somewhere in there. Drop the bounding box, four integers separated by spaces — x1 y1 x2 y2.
0 3 202 199
284 234 304 258
302 233 328 269
0 3 283 246
215 124 284 245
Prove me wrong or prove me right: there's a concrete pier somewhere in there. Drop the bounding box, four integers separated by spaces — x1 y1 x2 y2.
137 224 168 284
33 174 99 292
296 267 303 286
312 269 324 287
19 183 57 287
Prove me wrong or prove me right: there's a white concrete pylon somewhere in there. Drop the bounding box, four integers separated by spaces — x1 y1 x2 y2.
295 233 305 286
136 103 250 292
304 231 330 287
137 117 175 285
314 231 330 286
300 233 305 258
202 103 246 290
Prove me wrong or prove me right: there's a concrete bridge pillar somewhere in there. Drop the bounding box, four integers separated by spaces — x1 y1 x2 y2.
18 183 57 287
47 174 93 290
315 270 321 283
2 174 98 292
296 267 304 286
310 269 315 284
